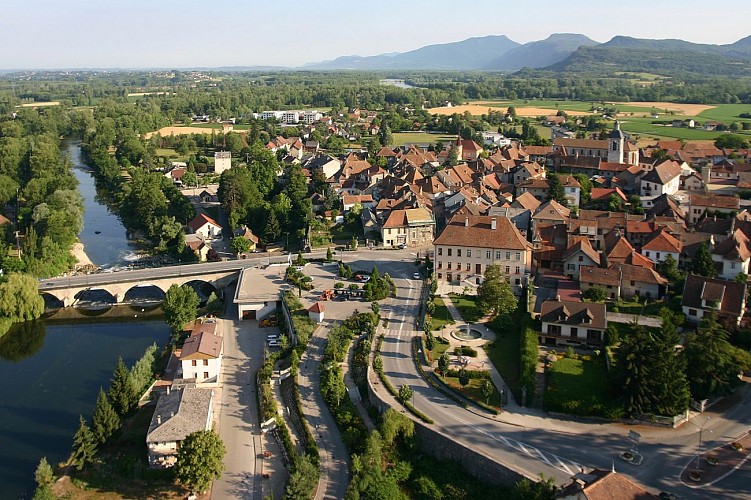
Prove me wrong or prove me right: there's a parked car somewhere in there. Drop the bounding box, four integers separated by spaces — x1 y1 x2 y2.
268 341 281 347
413 272 421 280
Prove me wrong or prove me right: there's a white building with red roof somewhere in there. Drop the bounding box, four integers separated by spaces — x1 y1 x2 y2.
188 213 223 240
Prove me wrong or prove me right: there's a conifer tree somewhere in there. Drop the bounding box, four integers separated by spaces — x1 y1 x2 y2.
692 241 717 278
71 416 97 471
650 310 690 415
546 173 568 207
615 326 656 415
108 357 137 416
92 387 120 444
33 457 55 500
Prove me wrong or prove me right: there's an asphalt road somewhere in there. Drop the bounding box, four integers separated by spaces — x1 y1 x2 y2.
371 252 751 499
212 289 265 500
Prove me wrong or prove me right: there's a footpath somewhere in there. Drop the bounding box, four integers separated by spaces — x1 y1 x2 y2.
298 323 350 500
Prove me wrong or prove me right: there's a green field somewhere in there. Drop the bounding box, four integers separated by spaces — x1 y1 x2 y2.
429 296 455 331
392 132 456 146
448 293 484 323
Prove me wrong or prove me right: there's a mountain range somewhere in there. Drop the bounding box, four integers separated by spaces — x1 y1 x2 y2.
304 33 751 76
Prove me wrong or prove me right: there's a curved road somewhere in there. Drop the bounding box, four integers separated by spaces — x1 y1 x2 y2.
376 257 751 499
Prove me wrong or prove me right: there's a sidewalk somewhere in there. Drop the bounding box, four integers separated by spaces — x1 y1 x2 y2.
342 335 377 432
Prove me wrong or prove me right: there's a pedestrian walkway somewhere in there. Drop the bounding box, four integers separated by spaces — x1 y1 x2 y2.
342 335 377 432
438 294 519 410
298 324 350 500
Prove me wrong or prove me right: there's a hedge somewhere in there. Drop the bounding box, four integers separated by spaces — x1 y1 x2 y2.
453 345 478 357
444 369 490 379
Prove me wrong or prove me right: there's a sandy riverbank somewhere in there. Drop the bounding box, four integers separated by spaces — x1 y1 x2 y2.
71 241 94 267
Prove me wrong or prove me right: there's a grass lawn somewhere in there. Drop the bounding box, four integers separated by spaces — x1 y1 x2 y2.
428 338 450 362
429 297 454 331
483 327 520 397
613 294 682 316
443 375 502 408
392 132 456 146
448 293 484 323
544 356 622 419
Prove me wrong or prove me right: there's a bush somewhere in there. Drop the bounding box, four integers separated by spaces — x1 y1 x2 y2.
453 345 478 357
444 369 490 379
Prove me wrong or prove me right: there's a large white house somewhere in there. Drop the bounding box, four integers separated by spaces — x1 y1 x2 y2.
433 214 532 294
178 322 223 384
146 387 214 468
640 160 681 198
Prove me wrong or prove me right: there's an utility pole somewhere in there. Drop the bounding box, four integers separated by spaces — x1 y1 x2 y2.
690 416 713 471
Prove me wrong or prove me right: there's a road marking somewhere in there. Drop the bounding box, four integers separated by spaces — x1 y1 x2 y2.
554 456 573 475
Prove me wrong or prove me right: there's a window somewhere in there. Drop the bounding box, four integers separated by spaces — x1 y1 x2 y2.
547 325 562 335
645 251 650 257
731 262 736 269
437 261 442 269
515 279 520 285
631 281 635 286
438 273 442 279
567 264 575 270
457 249 462 257
578 256 584 262
204 372 209 379
438 248 443 256
191 360 197 367
448 248 452 256
505 266 510 274
496 251 501 260
467 249 471 257
656 252 661 259
203 359 209 366
447 262 452 270
515 266 520 274
688 308 697 316
587 330 602 342
515 252 520 260
505 252 510 259
486 250 491 259
466 263 471 271
570 327 578 337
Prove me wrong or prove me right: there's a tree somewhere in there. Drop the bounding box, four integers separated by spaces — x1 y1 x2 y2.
398 384 413 404
692 242 717 278
546 173 568 206
481 380 494 404
650 309 690 416
458 368 470 387
656 254 685 290
326 247 333 262
108 357 137 416
162 284 199 335
615 326 657 415
285 454 319 500
715 134 749 150
0 273 45 322
33 457 55 500
438 353 450 377
92 387 120 443
174 430 226 494
476 264 518 317
446 146 459 166
230 236 251 255
583 286 607 302
685 313 746 400
71 416 97 471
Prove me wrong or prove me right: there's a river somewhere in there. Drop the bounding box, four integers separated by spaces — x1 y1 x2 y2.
0 141 170 499
67 140 139 269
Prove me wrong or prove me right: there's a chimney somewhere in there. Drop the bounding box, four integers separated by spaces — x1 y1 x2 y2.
491 218 497 230
555 295 561 302
170 411 175 418
156 415 161 425
166 386 170 396
465 217 469 227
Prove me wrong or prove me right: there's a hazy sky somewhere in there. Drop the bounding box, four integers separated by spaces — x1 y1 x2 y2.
2 0 749 69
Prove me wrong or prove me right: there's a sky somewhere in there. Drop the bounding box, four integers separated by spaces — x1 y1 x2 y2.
1 0 750 70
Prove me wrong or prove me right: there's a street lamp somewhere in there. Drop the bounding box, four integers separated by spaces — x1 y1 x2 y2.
689 416 713 470
284 232 290 252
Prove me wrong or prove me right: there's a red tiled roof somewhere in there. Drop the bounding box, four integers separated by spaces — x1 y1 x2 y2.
434 214 530 250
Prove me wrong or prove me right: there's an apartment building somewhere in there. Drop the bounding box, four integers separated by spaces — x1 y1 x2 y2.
433 214 532 294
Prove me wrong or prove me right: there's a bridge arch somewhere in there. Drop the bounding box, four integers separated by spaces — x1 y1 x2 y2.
183 280 218 304
41 292 65 310
74 288 117 307
123 284 168 305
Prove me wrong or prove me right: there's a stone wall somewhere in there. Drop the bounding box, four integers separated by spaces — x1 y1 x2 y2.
366 366 529 487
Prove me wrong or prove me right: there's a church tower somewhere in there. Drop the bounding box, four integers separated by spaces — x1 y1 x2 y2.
607 121 624 164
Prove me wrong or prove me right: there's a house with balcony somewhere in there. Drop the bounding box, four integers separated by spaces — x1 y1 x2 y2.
177 322 223 384
681 274 747 327
640 160 681 198
433 214 532 294
540 299 607 346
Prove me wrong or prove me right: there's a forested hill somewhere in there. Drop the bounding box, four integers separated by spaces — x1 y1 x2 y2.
546 36 751 77
304 35 520 70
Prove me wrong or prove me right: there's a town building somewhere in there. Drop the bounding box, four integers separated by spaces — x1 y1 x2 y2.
214 151 231 175
178 322 223 383
681 274 747 327
433 214 532 294
188 213 222 240
146 387 214 468
380 208 435 248
540 299 607 346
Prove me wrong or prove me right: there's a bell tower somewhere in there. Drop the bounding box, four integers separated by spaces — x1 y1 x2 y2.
608 121 624 164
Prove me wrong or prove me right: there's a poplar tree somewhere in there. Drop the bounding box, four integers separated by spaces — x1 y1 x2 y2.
92 387 120 443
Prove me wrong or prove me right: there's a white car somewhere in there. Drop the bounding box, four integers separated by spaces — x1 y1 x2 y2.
413 272 421 280
268 341 281 347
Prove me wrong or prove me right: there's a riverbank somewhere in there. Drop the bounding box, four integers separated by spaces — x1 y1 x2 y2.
71 241 94 268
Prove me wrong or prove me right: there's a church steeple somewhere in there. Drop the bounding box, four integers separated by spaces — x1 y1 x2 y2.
607 120 624 163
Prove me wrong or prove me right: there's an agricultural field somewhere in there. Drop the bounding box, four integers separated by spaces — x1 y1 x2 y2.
392 131 456 146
